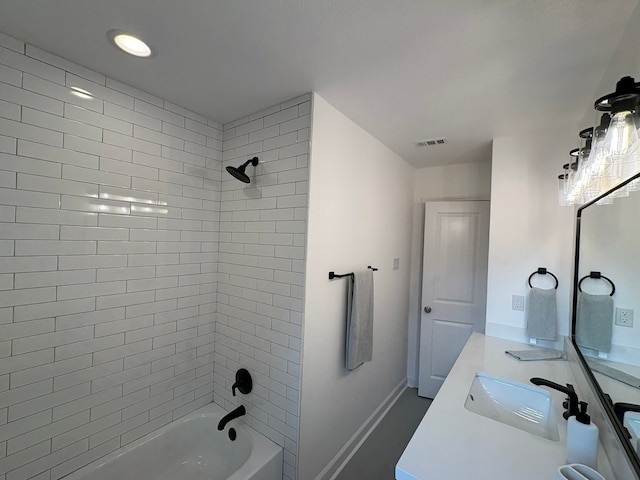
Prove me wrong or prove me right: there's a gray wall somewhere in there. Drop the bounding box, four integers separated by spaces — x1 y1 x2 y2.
300 93 413 480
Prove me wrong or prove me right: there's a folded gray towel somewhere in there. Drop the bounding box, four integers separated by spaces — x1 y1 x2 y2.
505 348 566 361
576 292 614 352
526 287 557 341
346 270 374 370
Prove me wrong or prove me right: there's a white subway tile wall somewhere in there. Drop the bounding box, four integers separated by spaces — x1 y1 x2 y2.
218 94 309 480
0 37 222 479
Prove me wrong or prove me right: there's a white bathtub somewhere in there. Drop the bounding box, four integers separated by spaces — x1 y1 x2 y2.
63 402 283 480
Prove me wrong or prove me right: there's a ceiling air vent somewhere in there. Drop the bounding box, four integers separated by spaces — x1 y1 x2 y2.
416 138 448 147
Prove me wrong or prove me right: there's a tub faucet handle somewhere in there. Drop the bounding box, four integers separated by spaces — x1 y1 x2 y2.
232 368 253 396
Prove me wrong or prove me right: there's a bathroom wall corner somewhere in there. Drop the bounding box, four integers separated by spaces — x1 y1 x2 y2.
215 92 312 480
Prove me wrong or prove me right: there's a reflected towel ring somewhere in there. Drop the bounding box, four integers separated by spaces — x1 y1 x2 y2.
528 267 559 289
578 271 615 296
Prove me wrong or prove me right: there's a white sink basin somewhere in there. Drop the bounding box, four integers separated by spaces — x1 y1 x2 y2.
624 411 640 453
464 372 559 441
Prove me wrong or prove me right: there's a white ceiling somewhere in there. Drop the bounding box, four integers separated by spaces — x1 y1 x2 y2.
0 0 637 168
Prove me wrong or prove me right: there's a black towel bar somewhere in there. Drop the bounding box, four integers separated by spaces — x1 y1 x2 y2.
329 266 378 280
578 271 615 296
528 267 558 289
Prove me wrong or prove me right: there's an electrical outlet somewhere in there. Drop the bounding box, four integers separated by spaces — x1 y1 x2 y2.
615 307 634 327
512 295 525 311
393 258 400 270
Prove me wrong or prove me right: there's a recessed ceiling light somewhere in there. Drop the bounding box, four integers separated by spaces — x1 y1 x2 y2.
107 30 152 58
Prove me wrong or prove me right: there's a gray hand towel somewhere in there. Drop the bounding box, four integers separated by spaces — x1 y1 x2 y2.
505 348 566 361
526 287 558 341
576 292 614 352
346 270 374 370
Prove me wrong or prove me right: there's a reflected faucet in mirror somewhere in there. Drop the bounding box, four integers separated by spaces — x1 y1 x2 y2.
614 402 640 424
614 403 640 455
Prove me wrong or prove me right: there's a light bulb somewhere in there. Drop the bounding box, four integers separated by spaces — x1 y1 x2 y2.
604 110 639 158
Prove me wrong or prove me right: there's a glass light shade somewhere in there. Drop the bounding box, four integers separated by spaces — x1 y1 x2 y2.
619 150 640 191
566 162 585 205
558 174 569 207
604 110 639 158
629 177 640 191
599 110 637 197
614 110 640 188
585 129 616 198
588 77 640 202
577 160 598 203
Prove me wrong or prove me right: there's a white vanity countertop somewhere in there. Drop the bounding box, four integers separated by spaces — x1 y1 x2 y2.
396 333 609 480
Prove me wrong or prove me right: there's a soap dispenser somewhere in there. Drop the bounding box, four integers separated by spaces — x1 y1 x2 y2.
566 401 599 469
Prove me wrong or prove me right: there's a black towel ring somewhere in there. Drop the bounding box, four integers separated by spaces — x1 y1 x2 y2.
578 271 615 296
527 267 558 289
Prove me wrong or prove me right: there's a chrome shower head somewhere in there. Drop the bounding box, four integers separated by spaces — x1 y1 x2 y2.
226 157 259 184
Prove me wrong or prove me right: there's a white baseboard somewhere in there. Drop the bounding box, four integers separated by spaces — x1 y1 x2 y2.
407 375 417 388
315 378 407 480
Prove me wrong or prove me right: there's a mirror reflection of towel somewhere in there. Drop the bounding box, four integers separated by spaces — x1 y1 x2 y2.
346 270 374 370
526 287 557 341
576 292 613 352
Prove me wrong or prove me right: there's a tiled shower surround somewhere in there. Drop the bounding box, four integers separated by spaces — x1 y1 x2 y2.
0 33 309 480
217 97 309 480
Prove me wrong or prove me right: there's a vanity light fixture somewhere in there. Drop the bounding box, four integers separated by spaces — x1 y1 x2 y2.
578 127 593 153
594 76 640 112
108 30 153 58
560 125 603 206
558 77 640 207
595 76 640 171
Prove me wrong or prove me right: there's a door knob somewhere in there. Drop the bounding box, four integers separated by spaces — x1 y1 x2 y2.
424 306 432 313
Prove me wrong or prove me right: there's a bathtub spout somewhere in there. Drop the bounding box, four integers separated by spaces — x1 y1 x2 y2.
217 405 246 430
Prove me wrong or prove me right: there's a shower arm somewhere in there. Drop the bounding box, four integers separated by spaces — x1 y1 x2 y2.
241 157 259 169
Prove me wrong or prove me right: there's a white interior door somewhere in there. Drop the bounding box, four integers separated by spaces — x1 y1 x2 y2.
418 201 490 398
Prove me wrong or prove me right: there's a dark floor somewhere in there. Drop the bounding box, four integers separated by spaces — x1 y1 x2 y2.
335 388 432 480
